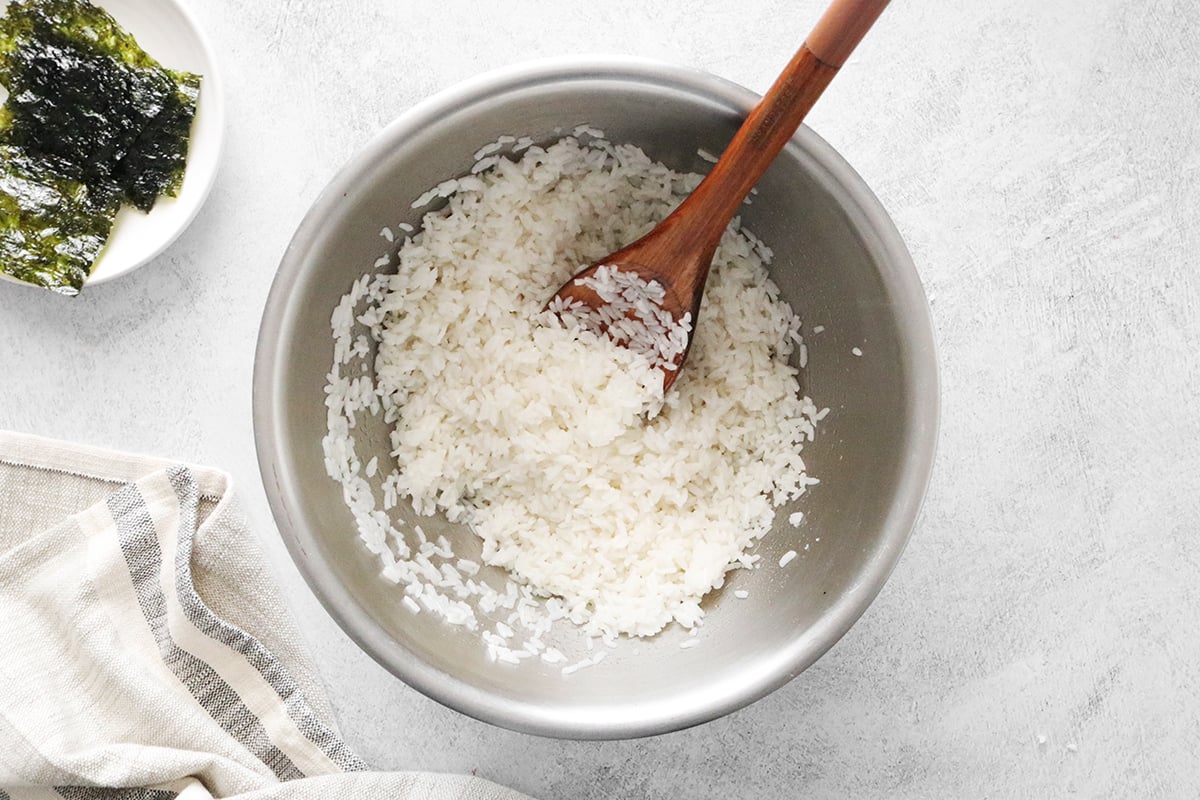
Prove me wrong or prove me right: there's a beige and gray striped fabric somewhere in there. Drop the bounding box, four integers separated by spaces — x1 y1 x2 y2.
0 432 528 800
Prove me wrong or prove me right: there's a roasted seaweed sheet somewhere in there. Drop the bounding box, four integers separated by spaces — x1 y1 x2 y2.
0 144 116 292
0 0 200 294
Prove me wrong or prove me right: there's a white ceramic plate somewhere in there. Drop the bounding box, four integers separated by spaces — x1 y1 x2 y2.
0 0 224 288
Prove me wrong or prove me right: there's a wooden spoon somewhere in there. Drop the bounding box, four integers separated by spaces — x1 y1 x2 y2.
547 0 891 391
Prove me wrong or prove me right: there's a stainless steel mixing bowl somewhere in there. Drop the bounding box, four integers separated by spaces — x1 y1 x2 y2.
253 56 938 739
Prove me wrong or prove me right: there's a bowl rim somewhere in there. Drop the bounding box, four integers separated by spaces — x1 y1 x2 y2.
253 54 940 740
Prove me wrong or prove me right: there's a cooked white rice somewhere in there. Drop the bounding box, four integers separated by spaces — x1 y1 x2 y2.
552 265 693 372
324 133 824 654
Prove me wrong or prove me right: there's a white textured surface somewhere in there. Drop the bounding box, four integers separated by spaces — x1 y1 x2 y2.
2 0 1198 796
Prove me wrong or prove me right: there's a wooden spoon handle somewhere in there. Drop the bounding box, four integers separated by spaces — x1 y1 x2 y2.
807 0 892 68
671 0 890 260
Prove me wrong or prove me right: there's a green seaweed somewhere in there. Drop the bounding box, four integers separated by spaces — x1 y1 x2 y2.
0 0 200 208
0 0 201 292
113 70 200 211
0 27 168 202
0 145 116 295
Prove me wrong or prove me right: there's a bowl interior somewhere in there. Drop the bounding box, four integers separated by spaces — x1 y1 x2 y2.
256 60 937 738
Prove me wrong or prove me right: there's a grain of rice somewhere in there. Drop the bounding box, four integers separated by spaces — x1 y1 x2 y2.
571 124 604 139
473 141 503 160
411 187 440 208
779 550 798 568
471 155 501 175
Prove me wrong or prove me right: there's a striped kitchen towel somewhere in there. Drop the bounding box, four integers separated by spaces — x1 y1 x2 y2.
0 431 528 800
